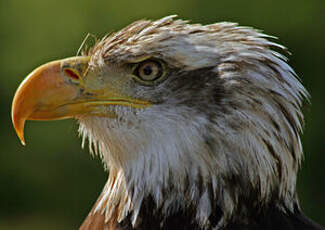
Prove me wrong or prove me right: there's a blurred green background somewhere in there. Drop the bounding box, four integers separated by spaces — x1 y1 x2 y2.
0 0 324 229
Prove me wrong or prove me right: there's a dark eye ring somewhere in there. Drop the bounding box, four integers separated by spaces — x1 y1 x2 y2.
133 60 163 82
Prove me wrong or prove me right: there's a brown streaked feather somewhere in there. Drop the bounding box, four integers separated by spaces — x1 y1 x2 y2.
80 191 121 230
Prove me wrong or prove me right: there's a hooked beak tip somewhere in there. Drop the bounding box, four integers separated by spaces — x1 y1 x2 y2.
12 111 27 146
20 138 26 146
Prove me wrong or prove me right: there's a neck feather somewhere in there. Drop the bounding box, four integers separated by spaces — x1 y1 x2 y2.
78 101 301 228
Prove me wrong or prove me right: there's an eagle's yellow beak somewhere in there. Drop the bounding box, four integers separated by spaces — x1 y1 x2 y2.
12 56 150 145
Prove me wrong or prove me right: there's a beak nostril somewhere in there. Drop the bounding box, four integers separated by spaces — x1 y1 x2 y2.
64 68 80 80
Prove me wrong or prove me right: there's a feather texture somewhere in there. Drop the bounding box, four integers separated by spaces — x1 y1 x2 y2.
75 16 323 229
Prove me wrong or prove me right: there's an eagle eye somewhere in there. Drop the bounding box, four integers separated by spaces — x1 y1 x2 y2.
133 60 164 83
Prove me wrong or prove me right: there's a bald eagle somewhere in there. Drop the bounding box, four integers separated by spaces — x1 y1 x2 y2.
12 16 324 230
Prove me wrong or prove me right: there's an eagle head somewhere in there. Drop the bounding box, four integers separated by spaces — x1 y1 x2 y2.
12 16 316 229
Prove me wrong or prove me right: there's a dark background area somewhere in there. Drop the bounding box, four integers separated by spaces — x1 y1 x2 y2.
0 0 324 229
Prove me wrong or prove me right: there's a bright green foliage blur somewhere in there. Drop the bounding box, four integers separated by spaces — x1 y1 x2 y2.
0 0 324 229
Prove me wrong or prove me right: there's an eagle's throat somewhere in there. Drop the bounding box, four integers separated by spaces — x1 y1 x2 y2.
78 101 300 229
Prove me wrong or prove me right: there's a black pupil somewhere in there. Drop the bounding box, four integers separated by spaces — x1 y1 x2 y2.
143 65 153 75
